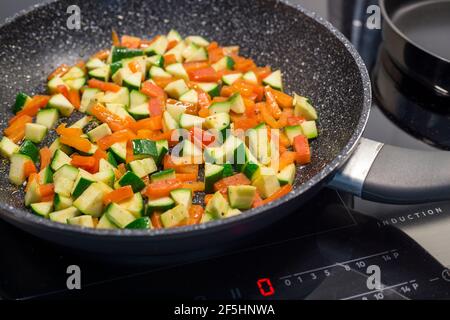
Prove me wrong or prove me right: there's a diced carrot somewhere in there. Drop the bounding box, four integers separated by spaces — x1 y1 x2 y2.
152 76 174 89
9 96 50 123
75 60 86 72
279 132 291 147
39 184 54 198
7 129 26 143
56 123 82 137
183 61 210 73
91 103 134 132
130 115 163 132
23 161 37 178
97 129 135 150
166 40 178 50
39 147 52 169
57 84 70 100
232 55 256 73
163 54 178 67
121 35 141 49
287 116 306 126
267 87 293 108
48 64 70 81
68 89 81 109
148 98 164 117
112 29 120 46
103 185 134 205
141 81 165 98
181 181 205 193
231 114 259 131
262 184 293 204
208 47 225 64
258 102 279 128
89 148 107 173
126 140 134 164
294 135 311 165
88 79 121 93
25 173 38 192
253 66 272 80
175 173 197 182
4 115 32 136
220 85 234 97
128 60 140 73
92 49 110 60
146 179 183 199
214 173 250 192
60 135 92 153
41 194 55 202
71 155 96 169
189 67 219 82
252 192 264 208
279 151 297 171
150 212 163 229
188 205 204 225
204 194 213 205
264 86 282 119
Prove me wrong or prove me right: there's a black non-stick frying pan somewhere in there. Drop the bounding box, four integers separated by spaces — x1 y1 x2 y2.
0 0 449 259
380 0 450 96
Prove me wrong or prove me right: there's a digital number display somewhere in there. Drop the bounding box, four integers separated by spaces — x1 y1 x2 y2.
257 278 275 297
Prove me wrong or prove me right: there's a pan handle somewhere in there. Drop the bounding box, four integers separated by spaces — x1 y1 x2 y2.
329 138 450 204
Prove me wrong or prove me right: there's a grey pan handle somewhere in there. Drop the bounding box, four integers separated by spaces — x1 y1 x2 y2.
329 138 450 204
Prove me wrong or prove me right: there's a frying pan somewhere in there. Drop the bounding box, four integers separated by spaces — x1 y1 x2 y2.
0 0 449 258
380 0 450 96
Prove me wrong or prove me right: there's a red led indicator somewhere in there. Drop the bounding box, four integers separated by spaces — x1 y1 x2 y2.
257 278 275 297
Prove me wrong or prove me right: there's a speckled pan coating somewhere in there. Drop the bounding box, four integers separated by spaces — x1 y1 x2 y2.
0 0 371 254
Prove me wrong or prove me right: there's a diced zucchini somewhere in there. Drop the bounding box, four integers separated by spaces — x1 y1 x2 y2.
300 121 318 139
94 169 115 187
0 137 20 159
182 139 203 160
149 66 171 79
110 61 123 77
229 93 245 114
185 35 210 47
54 194 73 211
86 58 107 70
25 179 41 207
248 124 270 165
150 169 176 183
62 66 86 80
51 149 72 171
39 166 53 184
212 56 235 72
30 201 53 218
97 214 118 229
293 93 318 120
185 46 208 63
146 197 176 215
89 65 110 82
80 88 101 113
196 82 220 97
73 182 109 217
163 111 180 131
164 79 189 99
70 116 92 129
285 125 303 144
160 204 188 228
165 41 186 62
209 100 231 114
205 192 229 219
117 171 146 192
179 113 205 129
263 70 283 91
228 185 256 210
128 157 157 178
170 188 192 209
167 29 182 42
123 70 143 91
179 89 198 104
48 93 75 117
65 78 86 91
12 92 31 114
48 76 67 94
68 215 95 228
204 163 224 193
105 203 136 228
49 206 80 224
130 90 149 109
132 139 158 160
252 167 281 199
166 103 187 123
36 108 59 129
111 46 144 63
106 152 118 167
129 103 150 120
87 123 112 142
125 217 151 229
204 112 231 134
109 141 127 163
119 192 144 218
165 63 189 81
105 103 131 119
146 54 164 68
53 164 79 197
243 71 258 85
222 73 242 86
155 140 169 165
71 169 96 198
144 35 168 56
277 163 296 186
101 87 130 108
25 123 47 143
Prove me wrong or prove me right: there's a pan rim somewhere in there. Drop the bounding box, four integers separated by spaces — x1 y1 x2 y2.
380 0 450 64
0 0 372 238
